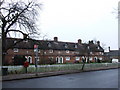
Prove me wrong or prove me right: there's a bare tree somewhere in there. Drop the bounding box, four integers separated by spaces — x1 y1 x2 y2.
0 0 42 64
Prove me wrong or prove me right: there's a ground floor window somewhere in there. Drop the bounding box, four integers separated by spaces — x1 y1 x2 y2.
99 57 103 60
75 57 80 61
65 57 70 61
89 57 92 61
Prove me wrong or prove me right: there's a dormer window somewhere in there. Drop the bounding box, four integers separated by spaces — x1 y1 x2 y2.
13 48 18 52
23 40 28 42
75 44 78 48
65 43 68 48
14 40 17 44
98 46 100 49
87 46 90 49
48 42 51 47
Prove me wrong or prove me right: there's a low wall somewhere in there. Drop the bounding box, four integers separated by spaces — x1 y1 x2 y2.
2 63 119 75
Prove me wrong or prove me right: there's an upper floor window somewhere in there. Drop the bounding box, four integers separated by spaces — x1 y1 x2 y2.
66 50 69 53
13 48 18 52
48 57 54 60
49 49 53 53
44 51 46 54
75 52 79 54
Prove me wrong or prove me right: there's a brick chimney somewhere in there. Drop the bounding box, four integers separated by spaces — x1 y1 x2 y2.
97 41 100 45
78 39 82 44
108 46 110 52
54 37 58 42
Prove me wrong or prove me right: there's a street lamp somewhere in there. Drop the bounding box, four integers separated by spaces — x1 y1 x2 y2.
34 44 38 76
87 45 90 63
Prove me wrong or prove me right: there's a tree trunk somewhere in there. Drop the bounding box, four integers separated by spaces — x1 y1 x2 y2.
81 62 85 71
2 29 7 65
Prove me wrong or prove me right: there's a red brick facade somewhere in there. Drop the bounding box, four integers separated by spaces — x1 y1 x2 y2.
4 37 104 65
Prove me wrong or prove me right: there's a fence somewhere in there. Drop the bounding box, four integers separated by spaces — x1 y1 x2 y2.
2 63 119 75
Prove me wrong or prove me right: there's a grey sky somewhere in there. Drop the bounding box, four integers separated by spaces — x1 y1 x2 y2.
37 0 119 51
5 0 119 51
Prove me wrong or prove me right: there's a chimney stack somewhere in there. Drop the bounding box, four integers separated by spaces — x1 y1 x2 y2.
97 41 100 45
108 46 110 52
54 37 58 42
78 39 82 44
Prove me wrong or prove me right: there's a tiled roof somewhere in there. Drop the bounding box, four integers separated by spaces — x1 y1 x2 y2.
6 38 104 53
105 50 120 56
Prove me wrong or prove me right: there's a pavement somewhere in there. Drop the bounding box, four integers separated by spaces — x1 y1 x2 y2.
2 70 83 81
2 66 119 81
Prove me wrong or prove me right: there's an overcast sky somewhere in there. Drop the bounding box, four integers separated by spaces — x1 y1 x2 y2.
37 0 119 51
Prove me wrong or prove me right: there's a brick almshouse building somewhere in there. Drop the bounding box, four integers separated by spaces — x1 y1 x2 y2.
5 37 104 65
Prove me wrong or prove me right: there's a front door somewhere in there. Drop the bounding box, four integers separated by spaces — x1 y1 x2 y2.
56 57 63 64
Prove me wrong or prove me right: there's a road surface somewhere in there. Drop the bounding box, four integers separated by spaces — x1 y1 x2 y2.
3 69 119 88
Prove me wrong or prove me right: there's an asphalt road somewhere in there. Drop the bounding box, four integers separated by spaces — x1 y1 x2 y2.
3 69 119 88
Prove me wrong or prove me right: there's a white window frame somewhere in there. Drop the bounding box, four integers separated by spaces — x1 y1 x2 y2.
66 50 69 53
23 40 28 42
89 57 92 61
28 56 32 63
65 44 68 48
75 45 78 48
48 43 51 47
56 56 63 63
35 56 40 61
99 57 102 60
98 47 100 49
13 48 18 52
66 57 70 61
75 57 80 61
49 49 53 53
58 51 61 54
94 56 97 60
48 57 54 60
44 52 46 54
90 52 93 54
14 40 17 44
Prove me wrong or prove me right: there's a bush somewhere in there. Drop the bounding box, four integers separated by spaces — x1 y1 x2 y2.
13 55 27 65
73 61 79 64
